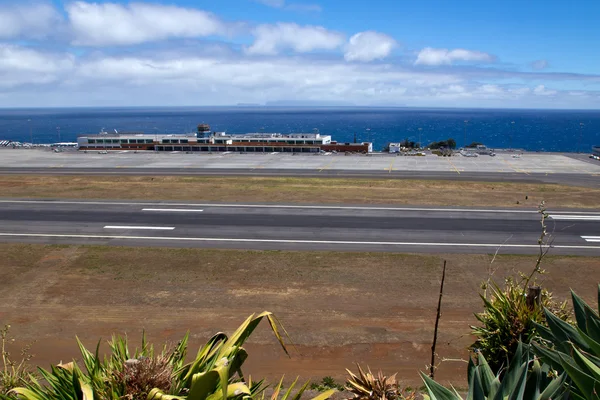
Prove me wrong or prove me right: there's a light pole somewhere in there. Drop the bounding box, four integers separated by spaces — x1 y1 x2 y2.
418 127 422 149
56 126 61 143
463 120 468 148
578 122 584 153
28 119 32 144
510 121 515 151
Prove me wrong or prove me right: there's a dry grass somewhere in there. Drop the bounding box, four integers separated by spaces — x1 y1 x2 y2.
0 175 599 208
1 244 598 388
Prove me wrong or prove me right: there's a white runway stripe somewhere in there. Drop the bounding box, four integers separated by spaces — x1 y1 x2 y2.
0 232 600 250
142 208 204 212
550 215 600 221
104 226 175 230
581 236 600 242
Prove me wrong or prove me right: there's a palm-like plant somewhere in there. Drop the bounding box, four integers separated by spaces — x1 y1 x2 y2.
420 341 568 400
345 364 414 400
532 285 600 400
11 312 336 400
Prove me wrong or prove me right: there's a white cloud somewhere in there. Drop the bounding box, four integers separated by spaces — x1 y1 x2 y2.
0 43 598 108
531 59 549 70
344 31 396 62
479 84 503 94
510 87 531 95
0 44 75 87
415 47 495 65
255 0 322 12
533 84 557 96
66 1 226 46
0 2 62 39
256 0 286 7
245 23 344 55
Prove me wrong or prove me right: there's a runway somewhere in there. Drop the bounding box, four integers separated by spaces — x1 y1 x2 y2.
1 168 599 188
1 199 599 255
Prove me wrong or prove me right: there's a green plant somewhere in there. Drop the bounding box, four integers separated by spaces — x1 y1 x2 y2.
532 285 600 400
470 202 570 373
1 325 35 398
11 312 336 400
420 341 568 400
309 377 344 392
470 278 569 374
345 364 414 400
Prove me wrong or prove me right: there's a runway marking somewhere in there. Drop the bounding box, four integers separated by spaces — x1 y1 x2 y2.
385 160 394 173
582 236 600 242
3 200 600 215
1 232 600 250
447 159 460 174
502 159 530 175
318 159 336 172
142 208 204 212
550 215 600 221
104 226 175 230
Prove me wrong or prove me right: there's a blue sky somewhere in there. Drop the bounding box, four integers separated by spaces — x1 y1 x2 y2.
0 0 599 108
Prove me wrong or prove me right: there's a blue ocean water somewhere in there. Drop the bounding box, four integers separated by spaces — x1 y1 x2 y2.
0 107 599 152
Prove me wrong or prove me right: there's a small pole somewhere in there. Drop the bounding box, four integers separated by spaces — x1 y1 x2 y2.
57 126 61 142
418 127 422 149
463 120 468 148
28 119 32 144
510 121 515 150
578 122 584 153
430 260 447 379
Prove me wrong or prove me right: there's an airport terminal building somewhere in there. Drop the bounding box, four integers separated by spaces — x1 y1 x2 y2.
77 127 373 153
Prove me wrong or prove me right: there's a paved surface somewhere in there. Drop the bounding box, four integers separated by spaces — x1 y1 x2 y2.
1 199 599 255
2 149 600 186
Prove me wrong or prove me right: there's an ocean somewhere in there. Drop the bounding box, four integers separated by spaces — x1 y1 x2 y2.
0 107 599 153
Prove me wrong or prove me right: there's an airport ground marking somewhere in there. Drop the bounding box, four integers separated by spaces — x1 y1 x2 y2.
447 159 461 175
385 160 394 173
582 236 600 242
550 215 600 221
104 226 175 230
1 232 600 250
3 199 600 215
318 159 336 172
142 208 204 212
502 159 530 175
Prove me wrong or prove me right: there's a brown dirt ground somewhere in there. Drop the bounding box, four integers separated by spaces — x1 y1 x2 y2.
1 175 599 208
1 244 597 389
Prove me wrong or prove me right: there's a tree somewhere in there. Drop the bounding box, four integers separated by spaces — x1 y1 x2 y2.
428 138 456 150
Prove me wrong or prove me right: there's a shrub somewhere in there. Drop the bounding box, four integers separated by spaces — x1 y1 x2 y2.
470 202 570 373
310 376 344 392
1 325 35 398
470 278 570 373
420 341 568 400
532 285 600 400
11 312 336 400
345 364 415 400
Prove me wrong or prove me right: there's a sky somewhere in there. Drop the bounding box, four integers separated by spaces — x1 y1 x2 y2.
0 0 599 108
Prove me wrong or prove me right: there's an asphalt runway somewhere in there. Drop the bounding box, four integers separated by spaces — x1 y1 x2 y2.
1 167 599 188
1 199 599 255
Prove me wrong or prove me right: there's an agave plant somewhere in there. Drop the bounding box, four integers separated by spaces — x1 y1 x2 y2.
11 312 336 400
345 364 414 400
420 341 568 400
531 285 600 400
